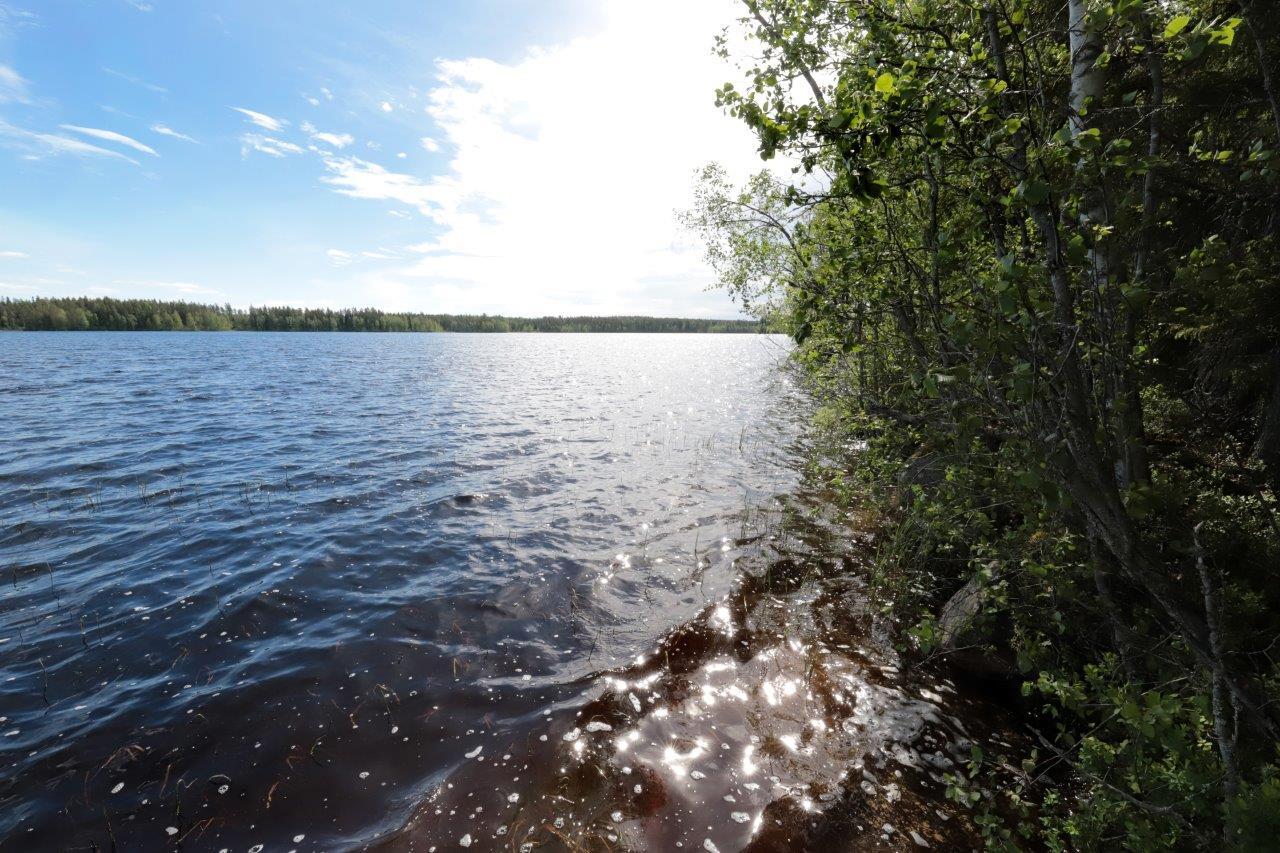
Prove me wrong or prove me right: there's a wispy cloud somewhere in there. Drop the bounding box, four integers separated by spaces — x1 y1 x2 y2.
420 136 440 153
240 133 302 158
320 156 437 215
113 279 224 297
0 64 30 104
231 107 286 132
300 121 353 149
103 67 167 94
123 0 154 11
165 282 220 295
0 120 140 164
0 5 39 38
151 123 198 143
379 101 393 113
100 105 140 119
0 250 29 259
313 131 354 149
326 247 401 266
60 125 159 156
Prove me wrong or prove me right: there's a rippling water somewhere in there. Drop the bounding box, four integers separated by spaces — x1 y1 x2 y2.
0 332 807 850
2 332 1027 852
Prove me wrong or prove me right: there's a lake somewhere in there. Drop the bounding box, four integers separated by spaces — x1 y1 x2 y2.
0 332 808 849
1 332 1014 852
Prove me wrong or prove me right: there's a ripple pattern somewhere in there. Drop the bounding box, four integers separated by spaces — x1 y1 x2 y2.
0 331 800 850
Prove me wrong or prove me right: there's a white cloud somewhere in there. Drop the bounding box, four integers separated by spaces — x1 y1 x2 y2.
316 0 761 316
0 64 29 104
152 123 198 143
0 5 39 36
240 133 303 158
231 107 287 132
420 136 440 153
301 121 354 149
320 156 437 213
320 87 334 101
167 282 218 295
124 0 154 11
60 125 159 156
380 101 393 113
113 279 224 297
0 120 140 164
103 67 167 94
0 250 29 259
327 247 402 266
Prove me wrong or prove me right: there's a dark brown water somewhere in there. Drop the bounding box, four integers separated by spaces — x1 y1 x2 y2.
379 492 1023 852
0 332 1018 852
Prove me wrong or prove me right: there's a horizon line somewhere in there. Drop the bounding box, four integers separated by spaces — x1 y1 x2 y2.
1 294 755 323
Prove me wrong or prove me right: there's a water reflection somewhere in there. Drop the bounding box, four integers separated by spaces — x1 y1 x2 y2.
0 333 800 851
384 491 1026 851
2 333 1024 852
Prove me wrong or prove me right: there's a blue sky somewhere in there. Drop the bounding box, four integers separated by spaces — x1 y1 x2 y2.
0 0 759 317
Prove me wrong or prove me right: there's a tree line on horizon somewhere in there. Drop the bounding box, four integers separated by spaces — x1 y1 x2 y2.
0 296 763 334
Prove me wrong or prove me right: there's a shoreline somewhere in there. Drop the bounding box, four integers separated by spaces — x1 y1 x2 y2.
377 485 1030 851
0 296 766 334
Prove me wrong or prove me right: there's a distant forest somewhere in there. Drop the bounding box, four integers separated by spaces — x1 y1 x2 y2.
0 297 762 333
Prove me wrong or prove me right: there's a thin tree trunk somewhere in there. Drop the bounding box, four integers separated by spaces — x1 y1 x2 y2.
1238 4 1280 488
1254 347 1280 496
1193 522 1240 820
1239 0 1280 146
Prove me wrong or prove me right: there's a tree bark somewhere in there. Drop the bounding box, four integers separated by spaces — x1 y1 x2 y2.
1194 522 1240 819
1254 347 1280 496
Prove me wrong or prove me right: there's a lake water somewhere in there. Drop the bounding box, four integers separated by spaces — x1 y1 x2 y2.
0 332 1017 852
0 332 807 848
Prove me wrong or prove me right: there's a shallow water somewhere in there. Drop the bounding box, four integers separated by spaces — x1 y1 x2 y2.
0 332 806 850
381 489 1021 853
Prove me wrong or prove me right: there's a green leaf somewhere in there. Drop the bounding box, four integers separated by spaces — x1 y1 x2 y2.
1020 180 1050 205
1211 18 1241 47
1163 14 1191 39
1066 234 1087 264
874 72 895 95
1075 127 1102 151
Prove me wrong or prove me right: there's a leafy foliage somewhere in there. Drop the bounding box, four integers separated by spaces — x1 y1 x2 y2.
696 0 1280 847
